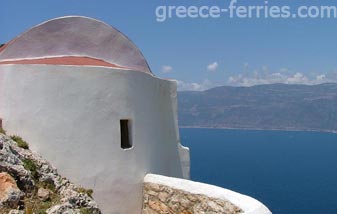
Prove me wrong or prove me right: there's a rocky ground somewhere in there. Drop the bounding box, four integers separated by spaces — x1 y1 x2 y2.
0 131 102 214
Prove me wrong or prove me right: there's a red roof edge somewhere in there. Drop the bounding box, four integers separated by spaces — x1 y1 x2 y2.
0 56 131 69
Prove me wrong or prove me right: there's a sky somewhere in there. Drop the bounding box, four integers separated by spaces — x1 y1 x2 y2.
1 0 337 91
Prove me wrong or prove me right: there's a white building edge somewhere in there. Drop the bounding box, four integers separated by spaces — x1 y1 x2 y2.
0 16 271 214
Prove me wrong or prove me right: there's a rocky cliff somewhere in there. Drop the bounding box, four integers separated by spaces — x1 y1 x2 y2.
0 132 102 214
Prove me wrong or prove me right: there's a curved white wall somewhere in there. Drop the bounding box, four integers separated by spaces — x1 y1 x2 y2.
0 64 190 214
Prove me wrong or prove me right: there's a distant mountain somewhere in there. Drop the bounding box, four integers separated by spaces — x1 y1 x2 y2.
178 83 337 132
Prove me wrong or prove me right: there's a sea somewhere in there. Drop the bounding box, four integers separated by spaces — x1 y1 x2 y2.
180 128 337 214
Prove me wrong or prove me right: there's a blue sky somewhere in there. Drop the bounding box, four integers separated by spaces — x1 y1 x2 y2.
1 0 337 90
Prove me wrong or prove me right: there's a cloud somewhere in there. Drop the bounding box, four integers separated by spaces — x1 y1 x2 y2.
228 70 286 86
316 74 326 81
175 66 337 91
228 67 337 86
176 69 337 91
176 79 215 91
286 72 309 84
161 65 173 73
207 62 218 72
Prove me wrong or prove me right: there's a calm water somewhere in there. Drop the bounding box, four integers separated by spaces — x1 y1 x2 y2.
180 128 337 214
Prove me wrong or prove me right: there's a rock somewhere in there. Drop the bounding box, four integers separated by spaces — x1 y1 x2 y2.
181 211 193 214
147 190 158 196
0 172 24 208
47 203 79 214
0 134 102 213
38 187 51 201
9 210 24 214
143 181 243 214
0 135 35 191
180 197 193 208
148 200 169 213
158 192 168 202
207 200 223 212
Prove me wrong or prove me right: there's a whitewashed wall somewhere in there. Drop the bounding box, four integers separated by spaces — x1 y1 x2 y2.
0 64 190 214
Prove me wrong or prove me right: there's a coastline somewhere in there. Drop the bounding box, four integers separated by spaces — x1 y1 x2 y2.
179 126 337 134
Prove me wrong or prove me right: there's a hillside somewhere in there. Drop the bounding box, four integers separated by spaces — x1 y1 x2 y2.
0 130 101 214
178 83 337 132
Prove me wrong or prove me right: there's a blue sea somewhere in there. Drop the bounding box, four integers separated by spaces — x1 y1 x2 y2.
180 128 337 214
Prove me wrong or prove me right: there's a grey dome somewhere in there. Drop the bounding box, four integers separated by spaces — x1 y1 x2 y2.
0 16 151 74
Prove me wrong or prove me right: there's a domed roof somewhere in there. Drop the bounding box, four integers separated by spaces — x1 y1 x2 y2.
0 16 152 74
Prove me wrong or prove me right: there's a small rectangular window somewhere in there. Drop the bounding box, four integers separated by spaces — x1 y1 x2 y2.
120 119 132 149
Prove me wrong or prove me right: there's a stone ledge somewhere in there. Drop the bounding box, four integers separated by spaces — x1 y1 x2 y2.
143 174 271 214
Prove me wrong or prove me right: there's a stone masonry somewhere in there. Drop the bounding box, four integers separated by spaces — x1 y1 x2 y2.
142 182 242 214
